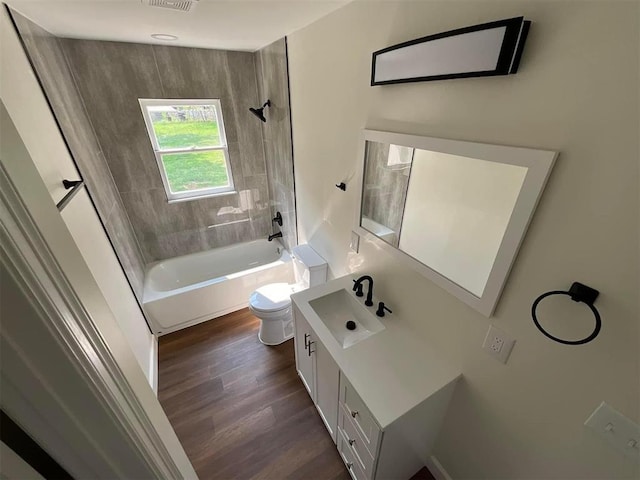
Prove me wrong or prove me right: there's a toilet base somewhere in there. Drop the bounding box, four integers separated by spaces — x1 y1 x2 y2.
258 331 294 346
254 306 294 346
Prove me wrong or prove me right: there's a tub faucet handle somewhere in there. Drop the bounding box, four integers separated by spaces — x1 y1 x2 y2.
272 211 283 226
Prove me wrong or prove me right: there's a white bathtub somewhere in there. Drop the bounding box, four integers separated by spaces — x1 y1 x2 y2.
361 216 397 244
143 239 294 335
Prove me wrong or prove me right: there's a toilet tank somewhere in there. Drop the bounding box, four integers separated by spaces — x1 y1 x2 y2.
291 244 327 289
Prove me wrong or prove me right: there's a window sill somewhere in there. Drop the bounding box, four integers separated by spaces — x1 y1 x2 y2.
167 190 237 204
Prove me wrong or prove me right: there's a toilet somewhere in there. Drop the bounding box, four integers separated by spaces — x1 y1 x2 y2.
249 244 327 345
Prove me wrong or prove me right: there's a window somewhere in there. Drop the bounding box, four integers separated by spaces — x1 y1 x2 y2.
139 99 234 202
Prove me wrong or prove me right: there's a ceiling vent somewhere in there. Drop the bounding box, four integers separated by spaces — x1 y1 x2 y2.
144 0 196 12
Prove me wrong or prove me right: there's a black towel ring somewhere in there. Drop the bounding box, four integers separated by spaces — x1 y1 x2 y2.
531 282 601 346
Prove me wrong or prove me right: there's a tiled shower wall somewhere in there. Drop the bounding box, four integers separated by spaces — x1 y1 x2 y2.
361 141 411 246
10 11 147 301
13 8 296 284
255 38 298 251
63 40 272 262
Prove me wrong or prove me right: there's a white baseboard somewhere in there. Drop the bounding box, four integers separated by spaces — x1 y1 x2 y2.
426 455 453 480
149 335 158 395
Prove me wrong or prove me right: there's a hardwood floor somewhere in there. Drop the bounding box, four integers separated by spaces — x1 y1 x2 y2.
158 308 435 480
158 308 350 479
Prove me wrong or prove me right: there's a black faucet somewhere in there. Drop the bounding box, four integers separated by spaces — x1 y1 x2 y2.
352 275 374 307
272 211 283 226
268 231 283 242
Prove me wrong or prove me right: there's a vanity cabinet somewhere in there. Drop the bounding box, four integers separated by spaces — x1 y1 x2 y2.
292 290 459 480
334 373 457 480
293 304 340 443
294 309 315 396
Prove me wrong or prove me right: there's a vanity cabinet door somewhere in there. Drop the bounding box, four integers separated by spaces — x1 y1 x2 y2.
293 305 315 398
314 337 339 444
293 305 340 444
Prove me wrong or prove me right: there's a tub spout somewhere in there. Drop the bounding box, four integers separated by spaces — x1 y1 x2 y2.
268 231 283 242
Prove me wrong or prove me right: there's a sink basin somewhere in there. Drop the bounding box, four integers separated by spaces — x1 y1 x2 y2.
309 289 385 348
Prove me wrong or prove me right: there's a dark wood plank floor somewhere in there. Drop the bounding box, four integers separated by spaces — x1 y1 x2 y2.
158 308 434 480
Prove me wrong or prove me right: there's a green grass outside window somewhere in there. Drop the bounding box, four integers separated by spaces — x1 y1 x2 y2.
152 120 229 192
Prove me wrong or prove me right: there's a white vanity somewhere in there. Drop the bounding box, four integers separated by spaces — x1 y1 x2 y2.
291 275 461 480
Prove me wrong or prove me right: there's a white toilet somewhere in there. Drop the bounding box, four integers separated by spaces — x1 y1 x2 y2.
249 244 327 345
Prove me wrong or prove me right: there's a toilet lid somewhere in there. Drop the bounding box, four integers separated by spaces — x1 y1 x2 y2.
250 283 293 312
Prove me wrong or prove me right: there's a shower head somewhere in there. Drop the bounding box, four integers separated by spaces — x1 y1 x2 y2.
249 99 271 122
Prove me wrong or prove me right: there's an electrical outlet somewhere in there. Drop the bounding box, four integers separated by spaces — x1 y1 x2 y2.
482 325 515 364
585 402 640 459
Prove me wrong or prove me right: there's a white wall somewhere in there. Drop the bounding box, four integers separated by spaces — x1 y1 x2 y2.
288 1 639 478
0 9 155 386
60 190 156 387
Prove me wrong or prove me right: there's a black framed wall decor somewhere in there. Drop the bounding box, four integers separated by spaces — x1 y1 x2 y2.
371 17 531 86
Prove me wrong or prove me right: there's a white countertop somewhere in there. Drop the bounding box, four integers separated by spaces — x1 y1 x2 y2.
291 275 461 429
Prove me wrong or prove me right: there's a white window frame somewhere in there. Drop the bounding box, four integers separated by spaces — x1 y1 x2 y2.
138 98 234 202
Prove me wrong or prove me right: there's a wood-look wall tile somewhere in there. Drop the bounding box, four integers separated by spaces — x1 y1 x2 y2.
105 139 165 193
150 229 205 262
105 202 148 297
200 219 254 252
153 46 240 146
363 141 409 236
190 193 249 231
226 141 248 193
226 51 266 177
63 39 164 193
244 174 272 240
152 46 232 105
121 188 197 236
255 38 297 250
243 174 270 211
64 39 271 261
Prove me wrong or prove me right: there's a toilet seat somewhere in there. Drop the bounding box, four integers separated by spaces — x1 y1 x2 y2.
249 283 301 314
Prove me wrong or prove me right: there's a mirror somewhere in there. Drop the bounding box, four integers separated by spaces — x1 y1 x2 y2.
357 130 557 316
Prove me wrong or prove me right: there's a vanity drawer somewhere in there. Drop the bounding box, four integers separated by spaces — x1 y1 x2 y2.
339 403 375 475
339 374 381 455
337 427 368 480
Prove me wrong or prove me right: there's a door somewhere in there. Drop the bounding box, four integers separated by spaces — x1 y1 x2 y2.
293 305 315 398
314 338 339 444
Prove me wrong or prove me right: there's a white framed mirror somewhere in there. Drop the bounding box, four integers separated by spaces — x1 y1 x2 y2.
355 129 557 316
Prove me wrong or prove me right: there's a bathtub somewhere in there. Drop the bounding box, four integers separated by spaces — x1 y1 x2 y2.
361 216 397 244
143 239 294 335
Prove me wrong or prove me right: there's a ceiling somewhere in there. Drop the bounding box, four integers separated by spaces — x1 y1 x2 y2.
6 0 348 51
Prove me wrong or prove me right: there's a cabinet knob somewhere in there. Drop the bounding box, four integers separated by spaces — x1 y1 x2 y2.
348 439 355 446
351 410 358 418
347 462 353 470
